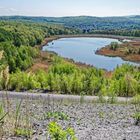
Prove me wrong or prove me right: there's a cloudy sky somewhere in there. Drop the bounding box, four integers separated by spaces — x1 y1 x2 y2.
0 0 140 17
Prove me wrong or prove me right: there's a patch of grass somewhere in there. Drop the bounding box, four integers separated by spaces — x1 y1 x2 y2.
44 111 69 121
97 94 106 103
132 94 140 105
107 95 117 104
14 100 22 130
14 127 33 138
133 112 140 126
0 103 8 124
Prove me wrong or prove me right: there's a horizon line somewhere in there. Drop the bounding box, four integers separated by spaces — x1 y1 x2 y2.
0 14 140 18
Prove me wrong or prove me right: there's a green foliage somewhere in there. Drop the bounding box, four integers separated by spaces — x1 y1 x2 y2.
0 21 79 73
0 21 80 47
109 42 119 51
98 111 105 118
0 42 38 72
14 127 33 138
1 16 140 36
14 100 33 138
132 95 140 104
46 60 104 95
14 100 22 129
111 64 140 97
8 71 41 91
48 122 76 140
0 103 8 125
45 112 69 120
7 57 140 97
91 29 140 37
0 21 140 97
133 112 140 125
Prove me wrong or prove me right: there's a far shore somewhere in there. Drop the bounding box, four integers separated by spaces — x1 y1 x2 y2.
38 34 140 50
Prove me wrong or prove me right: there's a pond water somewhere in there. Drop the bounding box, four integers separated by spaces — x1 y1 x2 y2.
43 37 139 71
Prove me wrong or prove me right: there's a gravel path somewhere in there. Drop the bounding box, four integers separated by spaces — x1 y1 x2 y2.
0 92 139 140
0 91 132 103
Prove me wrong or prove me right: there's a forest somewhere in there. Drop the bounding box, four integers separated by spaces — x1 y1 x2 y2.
0 21 80 72
1 15 140 37
0 20 140 98
90 29 140 37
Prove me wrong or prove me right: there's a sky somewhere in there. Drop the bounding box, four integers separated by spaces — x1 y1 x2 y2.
0 0 140 17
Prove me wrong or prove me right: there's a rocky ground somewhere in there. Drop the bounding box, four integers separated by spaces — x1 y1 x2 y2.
0 96 140 140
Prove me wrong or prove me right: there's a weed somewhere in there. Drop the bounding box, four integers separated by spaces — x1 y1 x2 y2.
98 111 105 119
48 121 76 140
0 103 8 124
132 94 140 105
14 127 33 138
133 112 140 125
14 100 22 129
45 111 69 121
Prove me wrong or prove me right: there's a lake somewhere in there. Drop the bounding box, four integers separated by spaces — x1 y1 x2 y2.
43 37 139 71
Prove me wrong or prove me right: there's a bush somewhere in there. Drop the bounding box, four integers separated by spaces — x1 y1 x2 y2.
8 71 41 91
109 42 119 51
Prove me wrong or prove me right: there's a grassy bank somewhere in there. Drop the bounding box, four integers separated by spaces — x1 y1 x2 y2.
96 41 140 63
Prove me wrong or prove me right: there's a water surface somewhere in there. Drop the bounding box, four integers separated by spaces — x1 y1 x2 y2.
43 37 139 70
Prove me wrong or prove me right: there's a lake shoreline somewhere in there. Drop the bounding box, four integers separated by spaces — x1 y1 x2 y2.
96 41 140 64
38 34 140 50
33 34 140 73
42 35 139 70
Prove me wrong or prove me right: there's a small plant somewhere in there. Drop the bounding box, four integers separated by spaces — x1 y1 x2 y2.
132 95 140 125
45 112 69 121
80 92 85 104
48 122 76 140
0 103 8 125
98 111 105 119
14 100 22 129
97 93 106 103
107 93 117 104
132 94 140 105
133 112 140 126
14 127 33 138
0 103 8 138
77 118 81 125
13 100 33 137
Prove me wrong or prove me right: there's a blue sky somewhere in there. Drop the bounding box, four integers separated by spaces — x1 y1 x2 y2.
0 0 140 17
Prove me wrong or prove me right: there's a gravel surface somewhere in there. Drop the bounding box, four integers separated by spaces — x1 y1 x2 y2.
0 96 140 140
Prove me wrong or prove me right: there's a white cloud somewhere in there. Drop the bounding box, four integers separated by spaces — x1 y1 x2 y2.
0 7 29 16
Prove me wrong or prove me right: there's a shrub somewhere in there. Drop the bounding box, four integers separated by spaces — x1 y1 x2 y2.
109 42 119 51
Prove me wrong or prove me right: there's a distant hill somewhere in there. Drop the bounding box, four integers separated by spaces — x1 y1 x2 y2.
0 15 140 31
